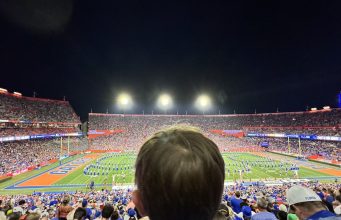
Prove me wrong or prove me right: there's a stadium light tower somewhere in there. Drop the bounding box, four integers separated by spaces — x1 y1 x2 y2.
116 92 133 113
195 94 212 114
157 93 173 113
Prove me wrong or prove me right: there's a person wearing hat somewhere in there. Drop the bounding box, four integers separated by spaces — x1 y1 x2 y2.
231 192 243 214
286 185 339 220
239 195 249 208
127 208 136 220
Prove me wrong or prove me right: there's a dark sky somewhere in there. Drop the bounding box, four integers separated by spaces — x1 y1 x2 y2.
1 0 341 121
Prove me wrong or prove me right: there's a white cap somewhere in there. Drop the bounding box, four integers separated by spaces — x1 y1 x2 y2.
279 204 287 212
286 185 321 206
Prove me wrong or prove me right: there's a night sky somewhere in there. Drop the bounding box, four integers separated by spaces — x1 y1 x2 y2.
1 1 341 121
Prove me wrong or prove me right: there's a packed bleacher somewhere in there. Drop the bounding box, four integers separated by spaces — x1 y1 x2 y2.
0 92 85 177
88 109 341 162
0 137 88 176
0 181 341 220
0 93 80 123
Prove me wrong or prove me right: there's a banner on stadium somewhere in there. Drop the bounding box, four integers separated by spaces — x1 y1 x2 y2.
88 129 125 139
0 135 30 142
316 136 341 141
29 132 83 139
0 132 83 143
246 133 340 141
260 141 269 147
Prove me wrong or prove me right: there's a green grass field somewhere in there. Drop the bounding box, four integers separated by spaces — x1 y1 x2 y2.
53 152 331 185
0 152 336 195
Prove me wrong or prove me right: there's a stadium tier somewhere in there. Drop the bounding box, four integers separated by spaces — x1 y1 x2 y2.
1 94 341 220
0 138 88 176
0 92 85 177
0 92 80 123
88 110 341 163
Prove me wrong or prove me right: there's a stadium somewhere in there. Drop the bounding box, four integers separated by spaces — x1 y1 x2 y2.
0 89 340 207
1 1 341 218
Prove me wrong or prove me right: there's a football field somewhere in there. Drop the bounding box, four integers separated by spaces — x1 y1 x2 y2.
0 152 338 194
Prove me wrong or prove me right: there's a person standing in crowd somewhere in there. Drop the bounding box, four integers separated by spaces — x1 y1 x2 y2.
251 197 277 220
230 192 243 214
100 204 113 220
58 197 73 220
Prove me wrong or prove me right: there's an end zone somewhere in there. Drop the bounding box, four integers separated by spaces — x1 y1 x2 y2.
7 156 95 189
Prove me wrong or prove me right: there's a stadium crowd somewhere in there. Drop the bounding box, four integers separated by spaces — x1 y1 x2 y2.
0 137 88 176
266 139 341 161
0 182 341 220
0 93 85 176
0 93 80 123
89 109 341 131
88 112 341 162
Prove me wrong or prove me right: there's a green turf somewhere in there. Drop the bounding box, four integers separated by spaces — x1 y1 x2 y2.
221 152 330 181
0 152 336 194
54 153 136 185
55 152 331 185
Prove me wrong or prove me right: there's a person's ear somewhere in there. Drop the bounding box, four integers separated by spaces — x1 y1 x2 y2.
132 190 147 217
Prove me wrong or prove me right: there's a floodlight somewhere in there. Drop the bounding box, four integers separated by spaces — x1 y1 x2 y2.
116 93 133 110
195 94 212 113
157 94 173 111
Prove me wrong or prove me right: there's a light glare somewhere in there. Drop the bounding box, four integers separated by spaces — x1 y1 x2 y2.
117 93 133 110
157 94 173 110
195 94 212 112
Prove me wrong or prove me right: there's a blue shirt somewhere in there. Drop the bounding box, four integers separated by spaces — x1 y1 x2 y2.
307 210 336 220
230 197 243 213
251 211 277 220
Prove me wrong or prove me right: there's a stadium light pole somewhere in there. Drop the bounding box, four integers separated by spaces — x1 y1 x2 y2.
116 93 133 114
157 94 173 114
195 94 212 114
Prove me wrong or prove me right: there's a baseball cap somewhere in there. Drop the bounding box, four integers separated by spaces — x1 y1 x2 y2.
286 185 321 206
82 199 88 207
241 194 248 200
127 208 136 217
278 204 287 212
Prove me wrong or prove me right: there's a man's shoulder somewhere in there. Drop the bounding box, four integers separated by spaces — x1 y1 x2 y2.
319 216 341 220
251 212 276 220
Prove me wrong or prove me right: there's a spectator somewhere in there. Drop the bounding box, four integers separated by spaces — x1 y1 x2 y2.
231 192 243 214
7 212 20 220
25 213 40 220
242 206 252 220
250 198 277 220
133 126 225 220
73 208 86 220
334 195 341 215
58 197 73 220
100 204 113 220
13 200 26 215
287 185 337 220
